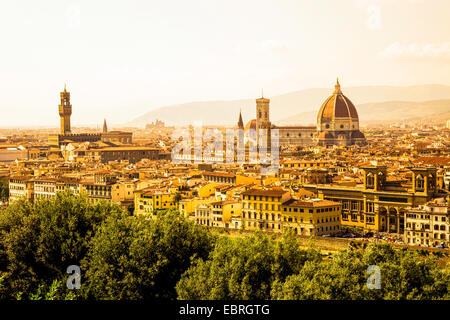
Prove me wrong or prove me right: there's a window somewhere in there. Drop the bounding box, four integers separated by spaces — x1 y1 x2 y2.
416 175 424 190
366 173 374 188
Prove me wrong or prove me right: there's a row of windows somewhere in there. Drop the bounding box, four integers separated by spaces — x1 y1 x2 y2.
283 206 338 213
283 133 314 138
243 195 280 201
281 163 324 168
196 210 210 218
406 222 447 230
342 213 364 222
325 124 356 129
406 213 431 219
407 233 448 240
243 211 339 224
406 223 430 230
245 203 280 210
35 186 55 193
9 185 26 190
246 221 340 233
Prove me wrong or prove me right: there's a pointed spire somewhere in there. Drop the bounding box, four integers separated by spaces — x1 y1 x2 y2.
334 77 342 94
261 88 264 98
64 83 67 92
238 109 244 129
103 118 108 133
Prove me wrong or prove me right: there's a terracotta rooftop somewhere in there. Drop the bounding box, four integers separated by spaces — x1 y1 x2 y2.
282 198 341 207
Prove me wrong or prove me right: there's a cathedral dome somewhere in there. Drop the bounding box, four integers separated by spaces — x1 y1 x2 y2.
245 119 256 130
317 79 358 123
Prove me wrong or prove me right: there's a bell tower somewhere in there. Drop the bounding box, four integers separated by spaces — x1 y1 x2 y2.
256 90 271 151
59 84 72 135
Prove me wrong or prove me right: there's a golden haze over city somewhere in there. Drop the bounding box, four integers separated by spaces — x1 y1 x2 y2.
0 0 449 307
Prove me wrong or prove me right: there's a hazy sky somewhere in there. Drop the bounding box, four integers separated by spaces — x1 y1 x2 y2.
1 0 450 127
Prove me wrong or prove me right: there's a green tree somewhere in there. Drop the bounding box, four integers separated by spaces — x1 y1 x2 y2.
173 192 182 204
271 243 449 300
82 209 214 299
0 191 123 299
0 179 8 203
176 230 321 300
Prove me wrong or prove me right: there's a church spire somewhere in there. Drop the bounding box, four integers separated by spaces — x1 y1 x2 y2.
237 109 244 129
334 77 342 94
103 118 108 133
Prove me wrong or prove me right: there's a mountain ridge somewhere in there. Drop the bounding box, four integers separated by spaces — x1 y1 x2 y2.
127 84 450 127
277 99 450 126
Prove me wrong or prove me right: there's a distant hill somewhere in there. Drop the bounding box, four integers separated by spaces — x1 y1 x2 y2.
278 100 450 126
127 84 450 127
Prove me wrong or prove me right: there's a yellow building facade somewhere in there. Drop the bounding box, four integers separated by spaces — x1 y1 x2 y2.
134 189 176 216
304 166 438 234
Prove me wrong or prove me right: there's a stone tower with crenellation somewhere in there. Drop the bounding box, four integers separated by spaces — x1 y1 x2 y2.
58 84 72 135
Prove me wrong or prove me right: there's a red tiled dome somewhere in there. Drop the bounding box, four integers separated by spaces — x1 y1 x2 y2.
244 119 256 130
317 79 358 122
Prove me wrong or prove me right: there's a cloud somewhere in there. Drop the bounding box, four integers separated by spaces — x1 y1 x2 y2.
260 40 288 54
366 5 382 30
378 42 450 59
66 4 81 30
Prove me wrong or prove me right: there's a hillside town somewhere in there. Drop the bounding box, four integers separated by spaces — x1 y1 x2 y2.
1 83 449 249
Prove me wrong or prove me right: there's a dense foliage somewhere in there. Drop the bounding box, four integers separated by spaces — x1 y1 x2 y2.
0 179 8 203
81 209 214 299
0 192 123 299
0 193 448 300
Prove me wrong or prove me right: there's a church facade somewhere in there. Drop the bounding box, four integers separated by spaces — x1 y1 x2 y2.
240 79 366 148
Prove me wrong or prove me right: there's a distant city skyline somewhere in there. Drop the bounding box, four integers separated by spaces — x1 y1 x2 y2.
1 0 450 127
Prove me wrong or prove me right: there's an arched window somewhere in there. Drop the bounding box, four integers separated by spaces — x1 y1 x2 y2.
428 173 435 190
366 172 374 188
377 171 385 189
416 174 424 191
